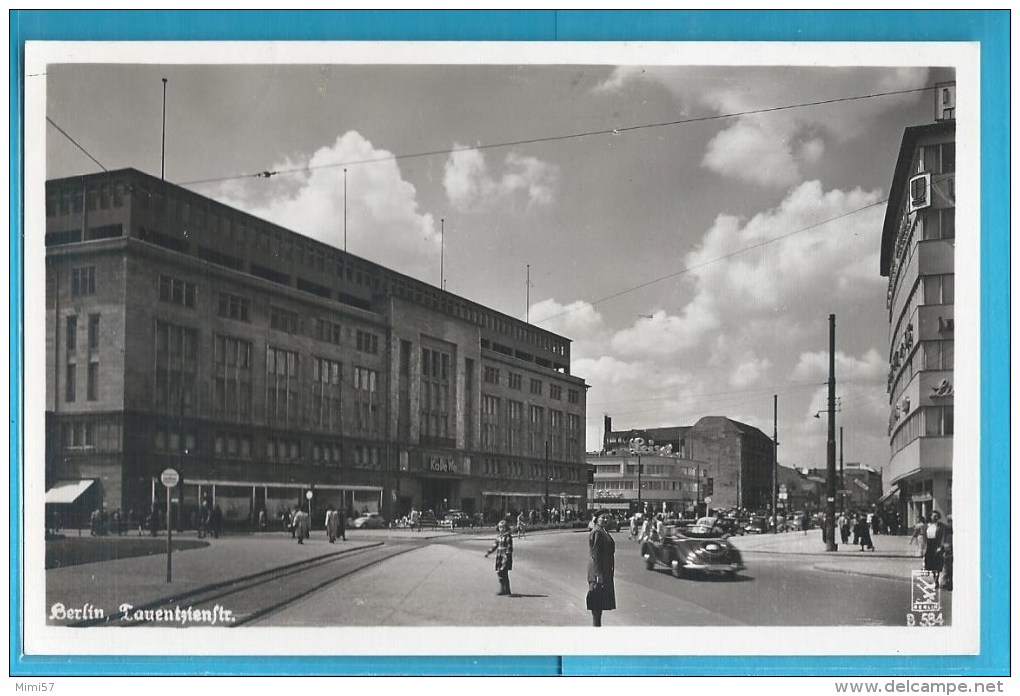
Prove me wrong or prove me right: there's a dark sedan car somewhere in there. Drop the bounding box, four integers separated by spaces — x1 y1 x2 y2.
640 522 745 578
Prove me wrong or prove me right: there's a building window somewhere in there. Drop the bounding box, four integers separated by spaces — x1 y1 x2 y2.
923 274 955 305
158 274 196 308
549 384 562 400
266 346 300 424
481 394 501 451
925 406 954 437
316 319 342 345
218 293 251 322
483 366 500 385
66 315 77 352
87 362 99 401
420 346 452 441
508 372 522 390
214 335 253 421
71 266 95 297
356 330 379 354
312 357 343 430
270 306 300 334
530 378 543 396
87 314 100 350
154 320 199 414
65 363 76 402
354 366 378 393
568 389 579 404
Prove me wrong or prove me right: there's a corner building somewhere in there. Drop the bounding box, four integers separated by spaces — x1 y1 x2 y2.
44 168 588 526
879 84 955 526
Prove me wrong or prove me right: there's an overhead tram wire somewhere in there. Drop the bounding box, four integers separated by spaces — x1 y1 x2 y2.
532 198 888 325
46 116 107 172
177 85 935 188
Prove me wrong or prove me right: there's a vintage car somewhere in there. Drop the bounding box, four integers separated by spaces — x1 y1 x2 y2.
640 521 745 578
352 512 387 529
439 510 472 528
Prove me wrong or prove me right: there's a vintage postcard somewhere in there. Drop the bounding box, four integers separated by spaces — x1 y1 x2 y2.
19 36 985 665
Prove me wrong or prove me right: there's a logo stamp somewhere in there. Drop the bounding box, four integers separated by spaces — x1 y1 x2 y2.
911 570 941 612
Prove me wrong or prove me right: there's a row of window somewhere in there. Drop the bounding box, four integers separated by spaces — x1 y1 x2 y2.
480 366 579 403
64 362 100 402
46 183 125 216
596 479 699 493
891 405 955 454
479 457 582 481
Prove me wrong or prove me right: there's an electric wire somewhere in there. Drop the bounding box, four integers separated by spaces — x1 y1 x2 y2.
533 198 889 325
46 116 107 172
177 85 934 187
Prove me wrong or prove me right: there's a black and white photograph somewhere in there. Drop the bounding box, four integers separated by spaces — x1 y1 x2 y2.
21 38 981 659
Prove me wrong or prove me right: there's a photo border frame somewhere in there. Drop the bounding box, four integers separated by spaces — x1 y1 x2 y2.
9 9 1010 677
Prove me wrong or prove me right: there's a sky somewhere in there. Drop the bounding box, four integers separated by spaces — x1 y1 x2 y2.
43 55 956 473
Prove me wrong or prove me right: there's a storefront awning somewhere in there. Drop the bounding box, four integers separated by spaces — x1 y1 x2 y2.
482 491 584 500
45 479 97 504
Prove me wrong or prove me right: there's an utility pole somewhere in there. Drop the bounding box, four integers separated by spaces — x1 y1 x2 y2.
772 394 779 534
637 452 643 512
825 313 838 552
544 440 550 522
161 78 168 180
343 168 348 252
440 218 445 289
526 264 530 323
839 426 845 514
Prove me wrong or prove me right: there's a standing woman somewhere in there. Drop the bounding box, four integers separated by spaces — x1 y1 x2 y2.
587 510 617 627
484 518 514 596
923 511 948 587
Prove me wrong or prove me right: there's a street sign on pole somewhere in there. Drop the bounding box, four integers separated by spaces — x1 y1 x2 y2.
161 468 179 583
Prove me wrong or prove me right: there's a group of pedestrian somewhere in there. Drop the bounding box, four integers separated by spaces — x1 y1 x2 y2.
197 502 223 539
481 509 618 627
324 505 347 543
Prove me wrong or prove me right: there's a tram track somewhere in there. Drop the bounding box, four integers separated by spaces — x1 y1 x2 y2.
69 541 422 628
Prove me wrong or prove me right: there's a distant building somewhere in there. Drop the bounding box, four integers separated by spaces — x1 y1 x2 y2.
586 450 706 516
44 168 589 527
603 414 774 511
841 462 883 511
879 83 955 526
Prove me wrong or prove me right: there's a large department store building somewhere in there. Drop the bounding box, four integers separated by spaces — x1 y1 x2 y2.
879 83 956 526
44 168 589 526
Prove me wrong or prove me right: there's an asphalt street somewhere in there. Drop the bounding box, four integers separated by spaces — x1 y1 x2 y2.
254 530 943 627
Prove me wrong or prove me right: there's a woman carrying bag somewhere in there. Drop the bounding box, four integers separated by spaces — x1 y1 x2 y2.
587 510 617 627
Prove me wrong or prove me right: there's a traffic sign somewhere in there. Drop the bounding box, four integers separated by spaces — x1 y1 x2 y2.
305 490 314 500
160 468 180 488
704 496 712 505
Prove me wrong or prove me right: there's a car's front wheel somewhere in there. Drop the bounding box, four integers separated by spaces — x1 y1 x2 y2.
671 560 685 578
641 548 655 570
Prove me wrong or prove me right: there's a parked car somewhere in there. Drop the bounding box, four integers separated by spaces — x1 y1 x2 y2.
641 521 745 578
353 512 387 529
440 510 472 528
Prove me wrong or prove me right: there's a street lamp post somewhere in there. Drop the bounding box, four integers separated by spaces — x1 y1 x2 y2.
544 440 550 522
825 313 838 552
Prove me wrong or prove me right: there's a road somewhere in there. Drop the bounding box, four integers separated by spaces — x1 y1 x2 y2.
248 530 948 627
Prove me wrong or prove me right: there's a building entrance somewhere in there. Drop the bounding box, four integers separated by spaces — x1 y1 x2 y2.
421 478 457 515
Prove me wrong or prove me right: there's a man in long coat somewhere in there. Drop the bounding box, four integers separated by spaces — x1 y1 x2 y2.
325 506 339 543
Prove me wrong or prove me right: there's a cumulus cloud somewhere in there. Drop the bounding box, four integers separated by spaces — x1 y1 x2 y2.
791 348 886 384
443 146 558 211
211 131 437 280
530 298 605 347
610 303 719 359
592 66 650 93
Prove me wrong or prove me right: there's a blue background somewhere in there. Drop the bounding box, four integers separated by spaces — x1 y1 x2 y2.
9 10 1009 677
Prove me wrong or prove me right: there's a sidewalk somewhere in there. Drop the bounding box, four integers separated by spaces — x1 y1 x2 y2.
729 530 926 581
45 532 382 622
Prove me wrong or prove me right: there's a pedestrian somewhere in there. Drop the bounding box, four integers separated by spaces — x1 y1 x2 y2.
409 507 421 533
293 508 310 544
837 513 850 545
854 515 874 551
325 506 338 543
586 510 617 627
923 511 949 588
872 510 883 536
940 515 953 591
909 517 927 556
628 513 640 541
258 509 267 532
282 509 293 537
210 505 223 538
517 510 527 538
800 512 810 535
484 518 514 596
338 507 347 541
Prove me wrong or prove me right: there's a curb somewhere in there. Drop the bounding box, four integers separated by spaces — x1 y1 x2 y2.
811 563 909 582
738 549 914 560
